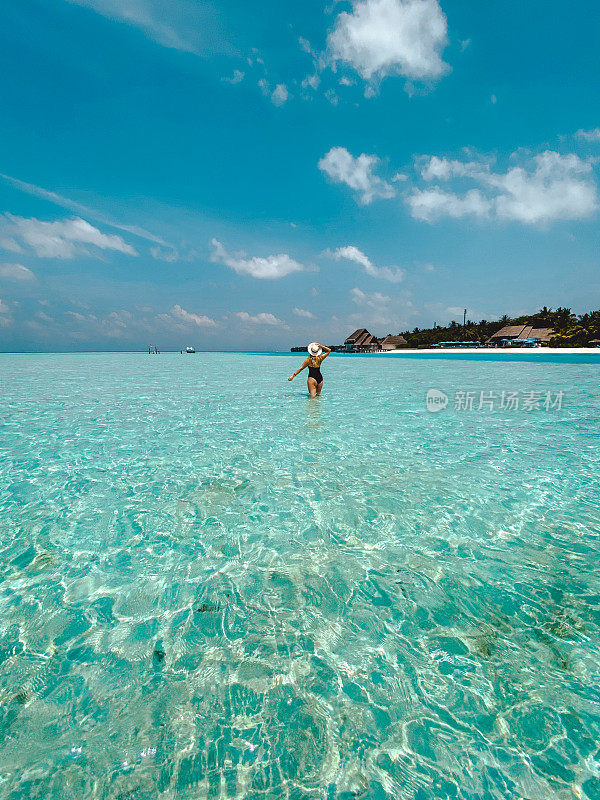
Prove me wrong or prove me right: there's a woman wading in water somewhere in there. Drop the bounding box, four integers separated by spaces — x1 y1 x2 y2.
288 342 331 397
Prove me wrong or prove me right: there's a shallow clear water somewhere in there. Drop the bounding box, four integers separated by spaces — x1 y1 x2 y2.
1 352 599 800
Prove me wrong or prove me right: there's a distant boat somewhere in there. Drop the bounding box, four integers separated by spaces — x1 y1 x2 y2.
185 346 195 354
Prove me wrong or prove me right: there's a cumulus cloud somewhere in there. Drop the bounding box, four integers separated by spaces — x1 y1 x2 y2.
62 308 154 340
210 239 304 279
407 188 491 221
327 0 449 85
59 304 219 342
0 262 35 281
350 287 391 306
575 128 600 142
293 307 315 318
235 311 286 326
302 73 321 90
223 70 245 84
0 215 138 258
171 304 217 327
408 151 598 225
271 84 289 106
328 245 405 282
21 302 221 343
258 80 290 106
491 152 597 224
419 155 486 181
318 147 395 204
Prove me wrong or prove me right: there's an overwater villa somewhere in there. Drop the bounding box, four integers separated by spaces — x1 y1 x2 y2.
344 329 382 352
291 330 408 353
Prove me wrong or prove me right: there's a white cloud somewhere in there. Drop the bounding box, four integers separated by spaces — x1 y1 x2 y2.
0 215 138 258
0 172 172 249
491 152 597 224
65 0 226 57
302 73 321 90
327 0 449 85
348 289 416 331
59 305 219 341
271 84 289 106
66 311 95 322
171 304 217 327
210 239 304 279
235 311 286 326
0 298 10 313
150 246 179 262
223 70 245 84
350 287 391 306
0 263 35 281
25 303 221 343
407 188 491 221
408 151 598 225
419 155 487 181
62 308 153 340
318 147 395 204
293 307 315 318
0 237 22 253
575 128 600 142
328 245 405 282
258 80 289 106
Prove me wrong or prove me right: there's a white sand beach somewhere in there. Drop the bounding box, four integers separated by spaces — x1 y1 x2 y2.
382 347 600 355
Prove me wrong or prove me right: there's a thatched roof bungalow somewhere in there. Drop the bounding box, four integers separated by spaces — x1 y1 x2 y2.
487 323 555 346
380 334 408 350
344 329 381 351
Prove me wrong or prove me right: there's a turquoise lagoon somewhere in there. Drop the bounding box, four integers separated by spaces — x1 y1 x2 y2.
0 352 599 800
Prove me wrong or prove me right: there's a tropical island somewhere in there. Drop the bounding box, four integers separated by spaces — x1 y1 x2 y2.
292 307 600 352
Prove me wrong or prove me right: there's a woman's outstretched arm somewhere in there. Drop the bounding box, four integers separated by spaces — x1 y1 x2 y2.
289 358 309 381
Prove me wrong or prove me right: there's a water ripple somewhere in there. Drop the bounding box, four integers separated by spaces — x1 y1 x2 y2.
0 353 599 799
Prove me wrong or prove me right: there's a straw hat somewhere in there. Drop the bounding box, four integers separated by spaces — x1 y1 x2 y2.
307 342 322 357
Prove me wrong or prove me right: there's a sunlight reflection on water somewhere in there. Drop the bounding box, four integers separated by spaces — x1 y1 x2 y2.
0 352 599 799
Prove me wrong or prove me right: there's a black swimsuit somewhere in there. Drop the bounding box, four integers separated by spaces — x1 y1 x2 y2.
308 363 323 383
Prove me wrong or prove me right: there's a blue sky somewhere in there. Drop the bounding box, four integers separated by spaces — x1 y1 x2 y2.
0 0 599 350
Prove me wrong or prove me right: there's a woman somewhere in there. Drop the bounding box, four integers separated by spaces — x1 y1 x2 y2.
288 342 331 397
